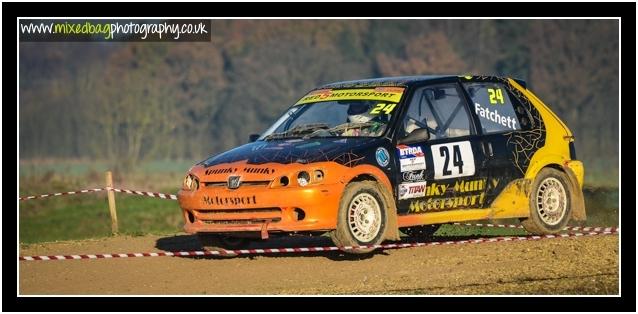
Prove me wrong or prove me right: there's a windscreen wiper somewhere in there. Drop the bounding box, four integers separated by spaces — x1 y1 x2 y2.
263 123 329 141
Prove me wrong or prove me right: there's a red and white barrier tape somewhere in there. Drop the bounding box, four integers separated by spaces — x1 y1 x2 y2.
18 188 106 201
19 187 177 201
107 188 177 200
19 189 614 232
19 229 619 262
452 222 616 233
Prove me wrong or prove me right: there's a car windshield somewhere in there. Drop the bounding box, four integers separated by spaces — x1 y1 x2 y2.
260 87 405 140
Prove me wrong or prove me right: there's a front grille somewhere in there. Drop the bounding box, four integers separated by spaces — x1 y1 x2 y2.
194 207 282 225
203 181 271 188
197 208 281 214
203 218 282 225
241 181 271 187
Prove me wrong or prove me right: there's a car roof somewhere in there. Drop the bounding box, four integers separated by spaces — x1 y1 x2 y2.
317 75 525 89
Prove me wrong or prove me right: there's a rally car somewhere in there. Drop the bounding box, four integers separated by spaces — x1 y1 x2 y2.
178 75 586 253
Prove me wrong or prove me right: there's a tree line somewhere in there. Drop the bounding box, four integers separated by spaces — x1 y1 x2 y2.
19 20 618 178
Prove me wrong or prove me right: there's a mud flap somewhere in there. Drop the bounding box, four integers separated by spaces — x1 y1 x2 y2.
378 182 400 241
564 167 587 221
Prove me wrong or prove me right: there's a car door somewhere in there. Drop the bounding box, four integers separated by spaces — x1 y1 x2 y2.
393 82 490 215
460 80 527 205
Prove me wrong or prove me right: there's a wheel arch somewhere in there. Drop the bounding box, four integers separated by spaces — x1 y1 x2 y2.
530 163 587 222
524 153 567 181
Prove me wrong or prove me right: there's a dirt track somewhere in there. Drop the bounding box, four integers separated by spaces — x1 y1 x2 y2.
19 233 619 295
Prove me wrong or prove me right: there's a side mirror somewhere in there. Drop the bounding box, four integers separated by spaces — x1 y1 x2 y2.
249 134 260 142
398 128 430 145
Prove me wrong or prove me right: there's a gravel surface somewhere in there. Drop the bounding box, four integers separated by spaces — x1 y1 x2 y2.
19 233 619 295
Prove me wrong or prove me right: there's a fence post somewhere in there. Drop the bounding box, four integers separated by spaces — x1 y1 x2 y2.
105 171 119 235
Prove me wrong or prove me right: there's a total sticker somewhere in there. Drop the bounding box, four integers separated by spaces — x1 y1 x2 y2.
398 182 427 200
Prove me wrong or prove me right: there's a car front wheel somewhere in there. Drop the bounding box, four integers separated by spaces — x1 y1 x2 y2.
330 181 388 254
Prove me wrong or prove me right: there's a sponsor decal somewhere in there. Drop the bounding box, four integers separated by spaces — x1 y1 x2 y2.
369 103 397 115
375 147 390 167
295 88 405 105
408 178 500 213
452 178 492 193
243 167 274 175
397 144 426 172
400 157 426 172
397 144 425 158
474 102 518 130
374 86 405 93
203 195 257 206
487 88 505 105
402 170 425 182
409 193 486 213
425 182 448 196
308 89 332 97
398 182 427 200
425 178 501 196
205 167 236 175
423 178 495 197
431 141 475 179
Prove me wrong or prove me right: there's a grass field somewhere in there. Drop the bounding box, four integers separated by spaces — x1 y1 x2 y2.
18 159 619 244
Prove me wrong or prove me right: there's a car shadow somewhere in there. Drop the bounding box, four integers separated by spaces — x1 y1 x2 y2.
155 234 380 261
154 233 503 262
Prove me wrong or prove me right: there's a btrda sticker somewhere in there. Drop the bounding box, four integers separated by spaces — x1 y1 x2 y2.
397 144 426 172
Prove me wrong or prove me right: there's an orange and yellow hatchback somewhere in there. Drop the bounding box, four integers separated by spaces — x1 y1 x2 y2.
178 75 586 253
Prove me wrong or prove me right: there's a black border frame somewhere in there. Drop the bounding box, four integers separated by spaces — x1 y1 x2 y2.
4 2 635 312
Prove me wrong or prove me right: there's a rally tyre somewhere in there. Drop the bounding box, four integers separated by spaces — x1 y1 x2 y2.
520 168 572 235
330 180 388 254
400 224 441 240
197 234 250 257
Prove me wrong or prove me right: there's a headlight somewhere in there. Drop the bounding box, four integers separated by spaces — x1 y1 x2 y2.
297 171 310 187
313 170 324 182
183 174 199 191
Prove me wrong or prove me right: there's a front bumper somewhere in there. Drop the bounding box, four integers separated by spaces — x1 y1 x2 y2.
178 183 344 237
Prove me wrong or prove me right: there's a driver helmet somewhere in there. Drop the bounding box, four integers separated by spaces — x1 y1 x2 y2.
347 102 374 123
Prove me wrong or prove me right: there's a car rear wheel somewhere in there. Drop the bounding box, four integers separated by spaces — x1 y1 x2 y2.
330 181 388 254
197 234 249 257
521 168 572 234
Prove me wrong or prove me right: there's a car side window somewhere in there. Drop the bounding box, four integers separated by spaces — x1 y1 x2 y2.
401 84 472 140
462 82 522 134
